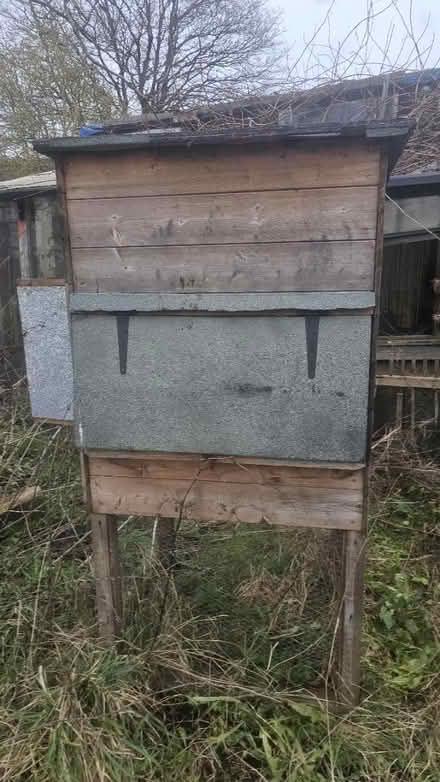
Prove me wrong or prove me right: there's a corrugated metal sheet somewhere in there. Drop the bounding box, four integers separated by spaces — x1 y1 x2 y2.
0 170 56 198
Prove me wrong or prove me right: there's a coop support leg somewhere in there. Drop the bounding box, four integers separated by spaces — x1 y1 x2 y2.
338 530 366 707
90 514 122 641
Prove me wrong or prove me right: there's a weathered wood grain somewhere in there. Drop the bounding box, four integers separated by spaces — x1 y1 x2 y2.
90 513 122 641
376 374 440 389
86 450 366 470
17 278 66 287
88 456 364 490
88 459 364 529
17 202 33 278
69 188 378 248
338 530 366 705
72 241 376 293
55 161 73 285
64 141 380 199
90 475 363 528
377 346 440 361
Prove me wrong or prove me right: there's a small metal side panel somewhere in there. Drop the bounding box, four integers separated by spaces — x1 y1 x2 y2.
72 312 371 462
18 285 73 421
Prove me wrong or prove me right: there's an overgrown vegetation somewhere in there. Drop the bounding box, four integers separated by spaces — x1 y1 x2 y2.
1 392 440 780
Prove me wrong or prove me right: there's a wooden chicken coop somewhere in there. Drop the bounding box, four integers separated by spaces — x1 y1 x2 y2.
34 120 409 706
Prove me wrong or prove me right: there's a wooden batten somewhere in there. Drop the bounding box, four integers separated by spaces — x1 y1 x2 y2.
87 455 365 531
17 278 66 287
55 160 74 285
376 374 440 389
17 201 33 279
86 450 366 470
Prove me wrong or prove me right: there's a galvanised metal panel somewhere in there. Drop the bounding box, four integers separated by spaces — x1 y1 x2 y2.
72 312 371 462
18 286 73 421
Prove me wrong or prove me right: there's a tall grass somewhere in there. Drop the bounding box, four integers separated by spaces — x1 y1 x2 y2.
1 391 440 780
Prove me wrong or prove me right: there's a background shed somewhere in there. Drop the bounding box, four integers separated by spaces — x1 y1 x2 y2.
377 170 440 429
0 197 20 376
0 170 63 379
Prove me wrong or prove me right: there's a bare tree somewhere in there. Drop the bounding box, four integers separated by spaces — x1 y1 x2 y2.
0 24 116 177
4 0 282 115
286 0 437 90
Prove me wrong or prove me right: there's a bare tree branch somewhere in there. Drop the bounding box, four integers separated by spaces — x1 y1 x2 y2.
3 0 283 114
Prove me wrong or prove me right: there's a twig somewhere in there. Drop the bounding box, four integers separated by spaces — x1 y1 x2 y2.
385 194 440 243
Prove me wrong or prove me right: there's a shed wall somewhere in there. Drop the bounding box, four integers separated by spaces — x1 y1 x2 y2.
64 140 380 294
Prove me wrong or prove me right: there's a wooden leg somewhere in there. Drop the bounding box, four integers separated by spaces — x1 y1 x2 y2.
337 530 366 707
90 514 122 641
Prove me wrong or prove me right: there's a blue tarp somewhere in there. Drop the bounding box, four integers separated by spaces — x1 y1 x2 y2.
80 124 105 137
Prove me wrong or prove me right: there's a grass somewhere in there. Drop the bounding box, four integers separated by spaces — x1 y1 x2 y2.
1 391 440 780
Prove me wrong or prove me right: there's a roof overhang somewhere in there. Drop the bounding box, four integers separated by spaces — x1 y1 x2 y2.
33 120 411 162
388 171 440 200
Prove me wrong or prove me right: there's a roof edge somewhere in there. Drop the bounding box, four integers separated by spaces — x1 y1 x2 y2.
389 171 440 188
0 170 56 198
33 120 412 157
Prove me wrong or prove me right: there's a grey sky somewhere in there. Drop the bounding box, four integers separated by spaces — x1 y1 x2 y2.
271 0 440 77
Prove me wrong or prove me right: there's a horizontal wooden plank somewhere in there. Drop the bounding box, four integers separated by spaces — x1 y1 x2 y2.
64 141 380 199
88 456 364 490
376 375 440 389
85 450 366 471
69 188 378 248
90 474 363 529
72 241 375 293
377 336 440 346
33 417 72 426
17 278 66 287
376 345 440 361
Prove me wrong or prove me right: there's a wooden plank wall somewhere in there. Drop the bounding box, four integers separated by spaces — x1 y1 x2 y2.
64 139 380 294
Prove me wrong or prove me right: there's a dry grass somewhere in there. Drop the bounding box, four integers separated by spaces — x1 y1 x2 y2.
393 85 440 175
1 389 440 780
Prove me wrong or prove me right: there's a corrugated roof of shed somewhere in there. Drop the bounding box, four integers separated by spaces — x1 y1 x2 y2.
0 170 56 197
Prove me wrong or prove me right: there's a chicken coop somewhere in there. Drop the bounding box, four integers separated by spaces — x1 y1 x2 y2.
34 120 409 706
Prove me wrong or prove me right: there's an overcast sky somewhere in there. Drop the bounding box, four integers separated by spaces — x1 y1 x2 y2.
271 0 440 78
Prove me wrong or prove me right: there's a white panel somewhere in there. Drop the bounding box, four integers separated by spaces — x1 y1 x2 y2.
18 286 73 421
